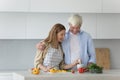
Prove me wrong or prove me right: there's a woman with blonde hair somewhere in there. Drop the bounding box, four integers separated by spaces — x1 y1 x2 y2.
34 23 79 72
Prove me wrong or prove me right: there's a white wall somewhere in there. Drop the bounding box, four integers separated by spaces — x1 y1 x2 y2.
0 13 120 70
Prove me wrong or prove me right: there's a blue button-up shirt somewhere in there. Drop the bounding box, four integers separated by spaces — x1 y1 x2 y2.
62 30 96 67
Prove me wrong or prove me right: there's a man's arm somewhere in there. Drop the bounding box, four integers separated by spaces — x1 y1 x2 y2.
36 41 46 51
87 36 96 66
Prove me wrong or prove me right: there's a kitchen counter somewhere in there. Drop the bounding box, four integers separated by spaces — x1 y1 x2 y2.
12 70 120 80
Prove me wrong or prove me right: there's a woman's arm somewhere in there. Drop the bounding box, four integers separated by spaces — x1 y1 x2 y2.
34 50 44 69
64 59 79 69
34 50 52 72
87 36 96 64
60 59 79 69
34 42 51 72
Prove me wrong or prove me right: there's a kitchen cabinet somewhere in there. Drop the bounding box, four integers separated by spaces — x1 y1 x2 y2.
0 13 26 39
26 14 51 39
30 0 102 13
26 13 97 39
0 0 30 12
103 0 120 13
1 13 120 39
0 0 120 13
26 13 68 39
81 14 97 39
97 14 120 39
0 13 98 39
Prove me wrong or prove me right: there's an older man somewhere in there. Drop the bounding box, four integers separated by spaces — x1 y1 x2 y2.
36 14 96 70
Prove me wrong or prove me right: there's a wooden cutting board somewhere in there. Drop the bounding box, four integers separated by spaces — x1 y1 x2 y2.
95 48 110 70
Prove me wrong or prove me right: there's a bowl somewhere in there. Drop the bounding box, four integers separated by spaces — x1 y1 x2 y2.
77 64 84 69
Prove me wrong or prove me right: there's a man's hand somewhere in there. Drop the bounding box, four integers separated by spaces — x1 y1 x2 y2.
36 41 46 51
87 62 94 67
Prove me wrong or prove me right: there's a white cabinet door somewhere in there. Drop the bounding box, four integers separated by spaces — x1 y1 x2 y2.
103 0 120 13
97 14 120 39
30 0 102 13
81 14 97 39
0 13 27 39
0 0 30 12
26 13 68 39
26 14 51 39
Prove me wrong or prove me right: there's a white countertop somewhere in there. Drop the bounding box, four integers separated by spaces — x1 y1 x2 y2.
11 70 120 80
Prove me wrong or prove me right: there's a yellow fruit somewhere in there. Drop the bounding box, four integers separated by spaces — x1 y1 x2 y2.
49 68 67 73
57 70 61 72
61 70 67 72
32 68 40 75
49 68 57 73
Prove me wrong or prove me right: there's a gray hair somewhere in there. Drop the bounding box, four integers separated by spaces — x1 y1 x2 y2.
68 14 82 27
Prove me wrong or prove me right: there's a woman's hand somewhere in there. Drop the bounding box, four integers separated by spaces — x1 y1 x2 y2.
42 66 52 72
39 64 52 72
72 59 79 66
77 59 82 64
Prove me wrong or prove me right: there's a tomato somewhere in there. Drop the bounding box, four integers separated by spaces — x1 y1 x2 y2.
71 70 75 74
78 68 84 73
